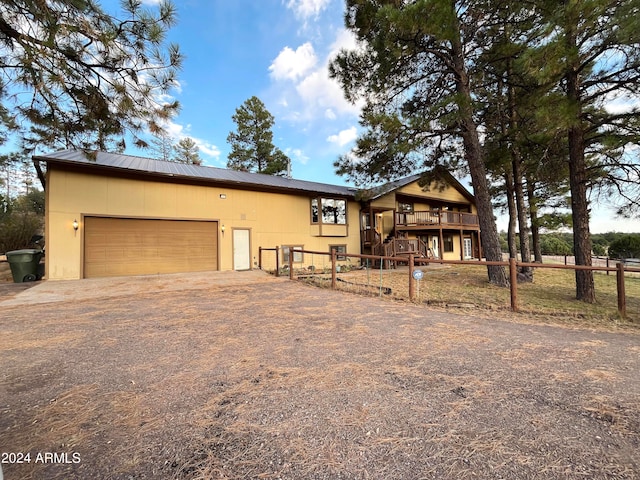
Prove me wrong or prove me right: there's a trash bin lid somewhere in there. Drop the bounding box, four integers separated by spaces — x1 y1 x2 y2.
6 249 42 256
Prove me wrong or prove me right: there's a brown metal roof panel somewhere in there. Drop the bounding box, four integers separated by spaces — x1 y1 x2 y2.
35 149 356 197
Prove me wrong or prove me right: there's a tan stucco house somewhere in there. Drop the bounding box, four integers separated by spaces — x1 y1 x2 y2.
35 150 480 280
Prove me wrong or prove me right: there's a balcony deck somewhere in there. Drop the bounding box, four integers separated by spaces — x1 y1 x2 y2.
395 210 479 230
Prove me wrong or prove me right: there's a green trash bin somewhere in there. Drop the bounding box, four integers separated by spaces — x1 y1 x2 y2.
6 249 44 283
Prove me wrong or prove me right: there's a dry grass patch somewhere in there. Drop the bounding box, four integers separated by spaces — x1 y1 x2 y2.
299 264 640 327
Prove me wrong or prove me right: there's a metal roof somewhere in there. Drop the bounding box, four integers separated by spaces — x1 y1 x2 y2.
363 167 475 204
35 150 358 197
364 174 424 200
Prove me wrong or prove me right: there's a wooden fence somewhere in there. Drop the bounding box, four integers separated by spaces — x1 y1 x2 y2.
271 248 640 320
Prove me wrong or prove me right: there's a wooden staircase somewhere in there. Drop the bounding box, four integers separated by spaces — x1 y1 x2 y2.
371 236 433 268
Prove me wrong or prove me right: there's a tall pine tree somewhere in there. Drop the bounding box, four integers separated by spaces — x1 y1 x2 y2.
226 96 290 176
330 0 509 286
525 0 640 302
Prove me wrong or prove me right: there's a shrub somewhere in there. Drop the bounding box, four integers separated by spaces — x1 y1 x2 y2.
0 211 43 253
540 236 572 255
608 234 640 260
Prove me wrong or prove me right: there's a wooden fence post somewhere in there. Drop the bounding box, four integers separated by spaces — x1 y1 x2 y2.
617 262 627 319
331 248 337 290
509 257 518 312
409 254 415 301
606 257 610 276
258 247 262 270
289 248 294 280
275 246 280 277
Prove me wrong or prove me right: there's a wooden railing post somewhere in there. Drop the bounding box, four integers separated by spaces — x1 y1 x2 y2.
509 257 518 312
409 254 415 301
617 262 627 319
331 248 337 290
275 246 280 277
258 247 262 270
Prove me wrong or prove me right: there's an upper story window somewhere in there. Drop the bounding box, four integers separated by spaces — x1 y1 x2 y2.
311 198 347 224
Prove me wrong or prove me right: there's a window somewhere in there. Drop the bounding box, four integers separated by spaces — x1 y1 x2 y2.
282 245 303 263
311 198 347 224
330 244 347 261
311 198 319 223
399 202 413 213
443 235 454 253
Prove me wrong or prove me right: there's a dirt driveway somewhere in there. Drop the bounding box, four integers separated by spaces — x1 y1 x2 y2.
1 271 639 479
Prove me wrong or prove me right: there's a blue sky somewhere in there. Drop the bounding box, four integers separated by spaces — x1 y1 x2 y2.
116 0 360 188
94 1 640 233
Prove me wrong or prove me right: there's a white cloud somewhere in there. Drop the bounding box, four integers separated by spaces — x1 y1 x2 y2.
285 0 331 19
269 43 318 81
286 148 310 165
324 108 336 120
327 126 357 147
268 28 362 124
195 141 221 160
328 28 359 57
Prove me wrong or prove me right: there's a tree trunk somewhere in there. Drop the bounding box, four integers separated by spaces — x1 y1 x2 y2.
505 173 518 259
527 181 543 263
565 8 596 303
568 124 595 302
451 24 508 287
508 77 533 274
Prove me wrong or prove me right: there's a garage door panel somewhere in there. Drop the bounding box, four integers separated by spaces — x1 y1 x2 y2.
84 217 218 278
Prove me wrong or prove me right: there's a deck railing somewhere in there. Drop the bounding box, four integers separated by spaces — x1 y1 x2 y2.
372 238 431 259
395 210 479 228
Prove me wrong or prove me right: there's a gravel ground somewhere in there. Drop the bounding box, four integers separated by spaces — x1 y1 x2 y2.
0 272 639 479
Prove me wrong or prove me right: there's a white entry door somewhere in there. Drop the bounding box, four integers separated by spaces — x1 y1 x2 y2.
233 229 251 270
463 237 472 259
431 237 439 259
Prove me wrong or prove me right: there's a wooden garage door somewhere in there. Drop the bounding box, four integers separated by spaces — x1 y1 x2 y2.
84 217 218 278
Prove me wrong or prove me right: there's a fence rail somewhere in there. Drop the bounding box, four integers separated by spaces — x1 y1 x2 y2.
261 247 640 320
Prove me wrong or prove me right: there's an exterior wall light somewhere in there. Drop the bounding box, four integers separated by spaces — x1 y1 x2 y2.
72 219 79 231
221 225 225 234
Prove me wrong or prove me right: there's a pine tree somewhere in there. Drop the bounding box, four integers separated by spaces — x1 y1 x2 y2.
524 0 640 302
226 96 290 176
0 0 183 152
150 132 174 163
330 0 509 287
173 137 202 165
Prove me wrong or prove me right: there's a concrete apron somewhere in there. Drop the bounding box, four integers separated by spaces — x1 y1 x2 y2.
0 270 282 307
